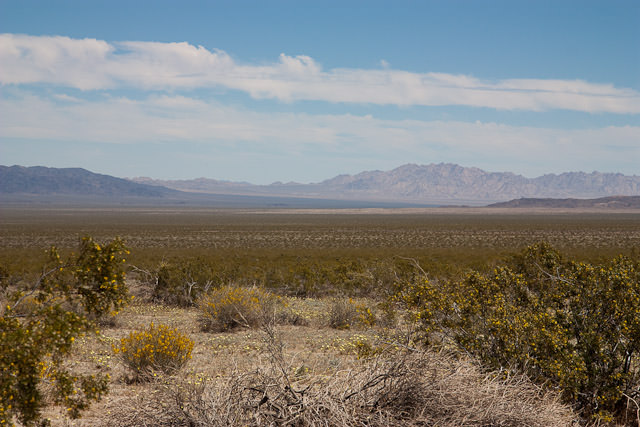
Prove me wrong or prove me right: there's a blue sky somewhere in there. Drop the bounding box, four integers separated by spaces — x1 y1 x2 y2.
1 0 638 183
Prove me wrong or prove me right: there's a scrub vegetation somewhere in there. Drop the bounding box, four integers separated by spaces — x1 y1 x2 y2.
1 206 639 426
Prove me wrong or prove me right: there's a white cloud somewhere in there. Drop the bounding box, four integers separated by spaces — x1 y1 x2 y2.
277 53 321 76
1 92 638 178
52 93 83 103
1 34 639 113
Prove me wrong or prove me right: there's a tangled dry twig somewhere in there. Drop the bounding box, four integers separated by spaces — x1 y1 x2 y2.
106 324 578 427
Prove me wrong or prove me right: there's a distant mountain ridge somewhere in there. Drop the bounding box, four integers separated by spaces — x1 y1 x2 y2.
0 165 173 197
2 164 639 206
133 163 640 204
0 165 427 208
488 196 640 209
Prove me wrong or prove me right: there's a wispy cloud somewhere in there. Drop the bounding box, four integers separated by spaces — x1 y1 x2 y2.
2 92 638 178
2 34 639 114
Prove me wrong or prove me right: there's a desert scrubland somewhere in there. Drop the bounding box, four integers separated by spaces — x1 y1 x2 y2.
1 206 639 426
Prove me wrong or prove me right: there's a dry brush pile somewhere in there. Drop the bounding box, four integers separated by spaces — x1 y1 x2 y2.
104 326 576 427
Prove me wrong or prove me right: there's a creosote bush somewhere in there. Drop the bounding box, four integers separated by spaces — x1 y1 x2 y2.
114 322 194 379
398 242 640 423
152 259 215 307
329 298 376 329
198 286 277 332
0 236 129 426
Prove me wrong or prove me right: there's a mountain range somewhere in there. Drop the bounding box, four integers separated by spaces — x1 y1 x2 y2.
132 163 640 205
2 164 639 207
0 165 423 208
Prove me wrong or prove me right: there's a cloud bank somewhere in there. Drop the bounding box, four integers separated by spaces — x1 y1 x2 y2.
2 93 638 177
2 34 639 113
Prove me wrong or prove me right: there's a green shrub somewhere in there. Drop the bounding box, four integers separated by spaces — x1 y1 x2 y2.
113 322 193 378
198 286 275 332
398 242 640 422
151 258 215 307
0 236 129 426
130 258 216 307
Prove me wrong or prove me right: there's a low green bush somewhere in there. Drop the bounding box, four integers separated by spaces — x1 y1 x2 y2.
398 242 640 422
0 236 129 426
152 258 216 307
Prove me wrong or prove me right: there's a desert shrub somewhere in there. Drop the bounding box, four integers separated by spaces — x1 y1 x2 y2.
398 242 640 422
0 236 129 426
126 249 448 301
198 286 276 332
157 259 216 306
271 297 311 326
0 265 10 292
376 300 398 328
130 258 215 307
355 301 376 328
328 297 358 329
329 298 377 329
113 322 193 379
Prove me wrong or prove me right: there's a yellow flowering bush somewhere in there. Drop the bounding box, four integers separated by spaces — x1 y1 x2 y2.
114 322 193 377
355 302 376 328
198 286 275 332
398 242 640 422
1 236 129 426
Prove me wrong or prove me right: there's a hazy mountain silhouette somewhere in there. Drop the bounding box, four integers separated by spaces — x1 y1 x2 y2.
0 165 427 208
3 164 638 207
133 163 640 205
0 165 173 197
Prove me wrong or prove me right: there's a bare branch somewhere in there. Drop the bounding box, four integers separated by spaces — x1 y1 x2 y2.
11 264 71 313
394 256 429 278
